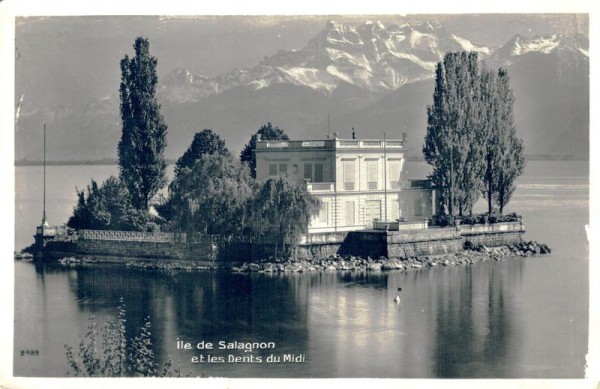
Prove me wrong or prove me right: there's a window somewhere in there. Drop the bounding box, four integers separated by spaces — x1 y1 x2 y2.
389 160 403 189
269 164 278 176
314 164 323 182
318 202 329 224
345 201 355 226
269 163 288 177
366 159 378 190
343 160 355 190
304 164 313 181
304 163 324 182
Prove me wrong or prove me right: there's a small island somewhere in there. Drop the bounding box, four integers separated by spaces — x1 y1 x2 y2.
20 39 550 270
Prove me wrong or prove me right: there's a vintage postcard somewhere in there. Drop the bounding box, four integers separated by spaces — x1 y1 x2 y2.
1 1 597 388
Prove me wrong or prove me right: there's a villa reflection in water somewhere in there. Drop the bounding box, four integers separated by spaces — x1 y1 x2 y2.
21 258 528 378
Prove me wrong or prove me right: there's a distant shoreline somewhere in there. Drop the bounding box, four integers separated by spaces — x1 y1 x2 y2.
14 155 587 166
15 159 178 167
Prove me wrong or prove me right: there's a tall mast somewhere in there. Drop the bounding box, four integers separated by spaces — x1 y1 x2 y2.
383 132 387 222
42 123 47 225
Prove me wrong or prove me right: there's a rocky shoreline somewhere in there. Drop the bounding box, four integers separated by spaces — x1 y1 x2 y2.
25 240 550 274
233 240 551 273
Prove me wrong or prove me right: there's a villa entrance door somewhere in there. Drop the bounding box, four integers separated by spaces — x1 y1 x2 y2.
364 200 381 229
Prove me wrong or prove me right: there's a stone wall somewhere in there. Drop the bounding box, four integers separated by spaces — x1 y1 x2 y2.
41 222 524 264
43 233 251 263
293 222 524 260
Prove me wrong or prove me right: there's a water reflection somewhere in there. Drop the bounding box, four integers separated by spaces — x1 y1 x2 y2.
16 253 585 378
55 266 310 376
431 261 524 377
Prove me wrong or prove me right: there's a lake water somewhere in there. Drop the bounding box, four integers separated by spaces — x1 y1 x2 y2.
13 161 589 378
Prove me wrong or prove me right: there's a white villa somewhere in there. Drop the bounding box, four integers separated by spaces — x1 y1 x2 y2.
255 132 438 233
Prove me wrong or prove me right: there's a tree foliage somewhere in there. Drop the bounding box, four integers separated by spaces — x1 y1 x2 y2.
480 66 501 214
424 51 524 216
249 177 321 253
423 52 483 216
67 176 150 231
491 69 525 213
118 37 168 210
240 122 289 178
169 154 254 235
174 129 230 178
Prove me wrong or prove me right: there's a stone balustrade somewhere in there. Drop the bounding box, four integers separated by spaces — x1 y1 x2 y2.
80 229 187 243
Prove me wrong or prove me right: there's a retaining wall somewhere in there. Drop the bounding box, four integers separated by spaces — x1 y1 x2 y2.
40 222 524 263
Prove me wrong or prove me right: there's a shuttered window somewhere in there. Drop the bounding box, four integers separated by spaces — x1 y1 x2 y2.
318 202 329 224
366 159 378 190
389 160 403 189
345 201 355 226
343 160 355 190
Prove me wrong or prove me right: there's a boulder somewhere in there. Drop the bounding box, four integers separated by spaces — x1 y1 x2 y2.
368 263 382 271
248 263 261 272
540 244 551 254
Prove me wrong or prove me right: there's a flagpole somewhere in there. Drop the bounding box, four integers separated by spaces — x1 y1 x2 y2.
42 123 47 226
383 132 387 222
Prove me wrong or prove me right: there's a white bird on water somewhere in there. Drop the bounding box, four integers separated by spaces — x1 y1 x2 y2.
394 287 402 303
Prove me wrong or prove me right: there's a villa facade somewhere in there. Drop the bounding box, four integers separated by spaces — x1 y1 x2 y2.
255 133 438 233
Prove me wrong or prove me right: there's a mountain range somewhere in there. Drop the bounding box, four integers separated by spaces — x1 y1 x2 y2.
15 20 589 161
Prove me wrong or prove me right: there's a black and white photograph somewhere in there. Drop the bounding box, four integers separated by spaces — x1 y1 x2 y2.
1 1 597 387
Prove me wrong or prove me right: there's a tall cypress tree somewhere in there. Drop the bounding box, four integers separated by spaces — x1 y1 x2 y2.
118 37 167 210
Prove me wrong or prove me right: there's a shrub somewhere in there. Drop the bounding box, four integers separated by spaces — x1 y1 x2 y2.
428 214 456 227
65 298 182 377
67 176 153 231
464 240 474 250
429 212 521 226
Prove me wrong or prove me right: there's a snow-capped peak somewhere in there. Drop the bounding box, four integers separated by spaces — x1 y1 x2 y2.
159 20 585 105
162 68 207 85
512 34 560 55
489 33 589 66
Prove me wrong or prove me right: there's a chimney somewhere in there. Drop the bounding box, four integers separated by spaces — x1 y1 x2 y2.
402 132 407 142
352 127 356 139
333 131 338 139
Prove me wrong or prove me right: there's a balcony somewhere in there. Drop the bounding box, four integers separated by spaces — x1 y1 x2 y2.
306 182 335 193
256 138 406 151
257 140 332 150
335 139 405 149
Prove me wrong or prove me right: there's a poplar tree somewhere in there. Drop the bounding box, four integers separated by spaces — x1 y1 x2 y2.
480 66 501 214
118 37 167 210
423 52 482 216
492 69 525 213
456 52 485 215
